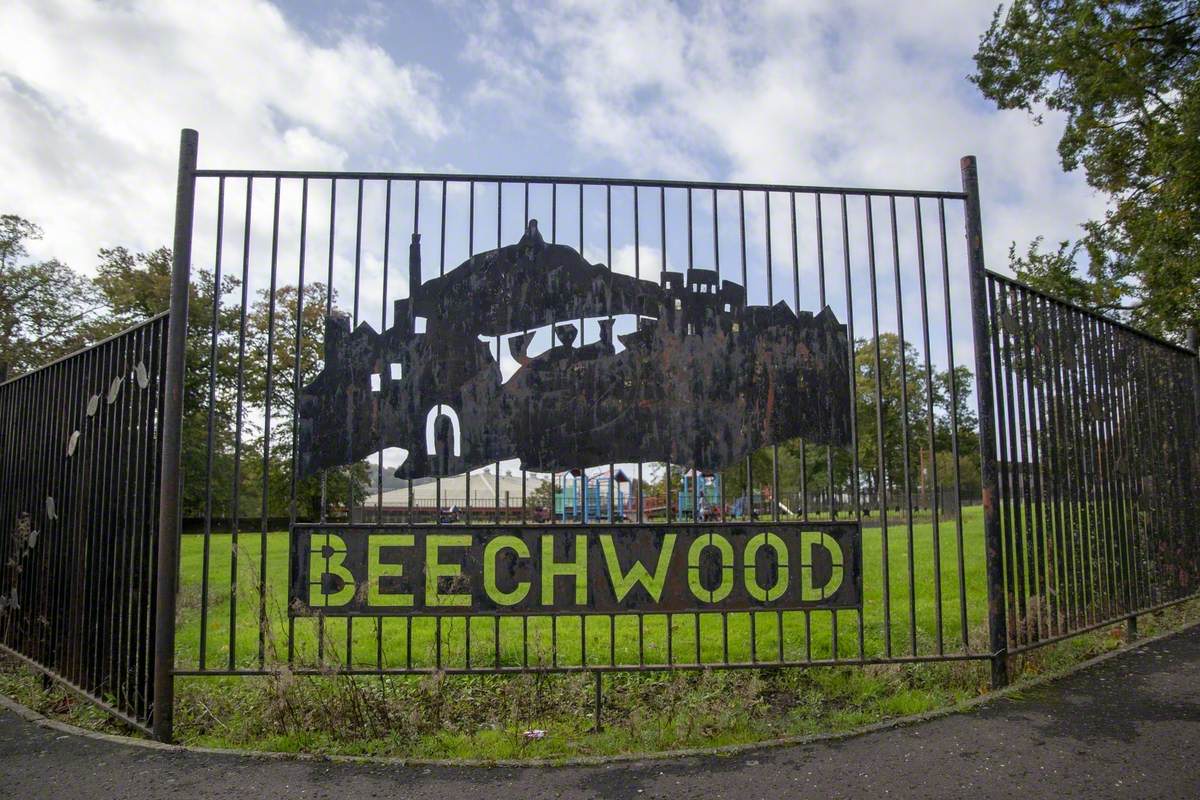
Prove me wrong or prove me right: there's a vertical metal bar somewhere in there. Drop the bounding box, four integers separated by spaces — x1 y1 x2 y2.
1129 336 1156 609
937 206 972 642
841 195 861 522
815 194 835 519
635 187 644 525
377 178 393 667
995 281 1027 647
198 177 224 670
792 192 808 520
1082 313 1118 622
258 177 280 668
1075 310 1108 620
1121 328 1151 613
317 177 335 664
152 128 196 741
435 180 446 525
1062 302 1095 625
1094 315 1130 624
1105 325 1139 635
109 322 133 703
1054 295 1076 632
888 196 917 656
229 175 253 670
961 156 1008 687
349 179 364 662
1033 292 1068 636
606 183 615 526
739 189 753 521
1016 285 1051 639
464 179 475 530
913 198 944 654
1189 327 1199 406
287 177 308 666
865 196 891 657
766 192 780 524
497 182 504 528
1106 319 1139 621
1003 281 1032 642
662 186 672 527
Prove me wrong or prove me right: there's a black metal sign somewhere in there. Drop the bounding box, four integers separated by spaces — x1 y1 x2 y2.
297 220 851 479
290 522 861 615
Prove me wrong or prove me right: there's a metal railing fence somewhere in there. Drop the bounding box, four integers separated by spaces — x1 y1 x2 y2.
984 271 1200 652
0 314 169 734
3 131 1197 746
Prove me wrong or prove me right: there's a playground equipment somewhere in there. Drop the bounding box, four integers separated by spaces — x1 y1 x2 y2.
555 469 630 522
678 470 722 520
730 490 793 519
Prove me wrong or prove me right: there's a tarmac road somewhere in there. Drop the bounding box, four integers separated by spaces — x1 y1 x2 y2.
2 625 1198 799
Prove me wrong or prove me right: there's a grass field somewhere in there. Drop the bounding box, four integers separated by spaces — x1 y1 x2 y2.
173 507 990 672
6 502 1198 760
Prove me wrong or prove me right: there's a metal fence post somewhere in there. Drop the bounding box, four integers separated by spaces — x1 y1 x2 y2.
152 128 197 742
1190 327 1199 409
961 155 1009 688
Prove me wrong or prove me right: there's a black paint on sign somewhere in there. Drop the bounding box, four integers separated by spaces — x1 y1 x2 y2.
289 522 862 616
297 221 852 479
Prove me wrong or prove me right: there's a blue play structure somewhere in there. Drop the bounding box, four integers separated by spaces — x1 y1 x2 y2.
555 469 629 522
678 471 722 519
730 489 769 519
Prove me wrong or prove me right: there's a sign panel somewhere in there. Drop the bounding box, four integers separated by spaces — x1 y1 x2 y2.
296 220 852 480
289 522 862 616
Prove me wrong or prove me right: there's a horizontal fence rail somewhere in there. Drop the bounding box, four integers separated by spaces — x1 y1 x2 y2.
175 160 993 679
984 271 1200 652
0 315 168 733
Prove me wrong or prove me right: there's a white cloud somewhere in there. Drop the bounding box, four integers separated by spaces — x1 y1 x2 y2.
462 0 1106 273
0 0 446 271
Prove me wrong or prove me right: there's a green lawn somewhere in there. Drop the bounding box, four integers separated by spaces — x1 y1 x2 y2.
12 503 1197 760
174 507 989 672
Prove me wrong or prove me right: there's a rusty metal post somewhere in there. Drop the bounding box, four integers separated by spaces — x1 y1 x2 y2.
593 671 603 732
961 156 1008 688
1190 326 1199 411
152 128 197 742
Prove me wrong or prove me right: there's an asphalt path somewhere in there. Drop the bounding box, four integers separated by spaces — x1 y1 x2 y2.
2 625 1198 799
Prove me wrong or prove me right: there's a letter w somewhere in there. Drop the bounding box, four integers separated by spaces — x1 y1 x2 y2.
601 534 677 603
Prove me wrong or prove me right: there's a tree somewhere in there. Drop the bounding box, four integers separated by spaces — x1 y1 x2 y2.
528 479 553 510
0 215 104 373
242 281 368 519
972 1 1200 340
90 246 249 519
724 335 981 515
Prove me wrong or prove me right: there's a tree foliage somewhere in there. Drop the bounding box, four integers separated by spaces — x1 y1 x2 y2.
0 213 368 522
0 215 104 373
972 1 1200 339
723 334 980 512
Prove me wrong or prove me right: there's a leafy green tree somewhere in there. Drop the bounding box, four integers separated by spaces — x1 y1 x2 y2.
972 1 1200 339
242 281 368 519
0 215 103 374
726 335 981 515
90 246 247 519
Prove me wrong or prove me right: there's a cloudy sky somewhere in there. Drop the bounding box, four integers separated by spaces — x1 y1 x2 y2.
2 0 1102 275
